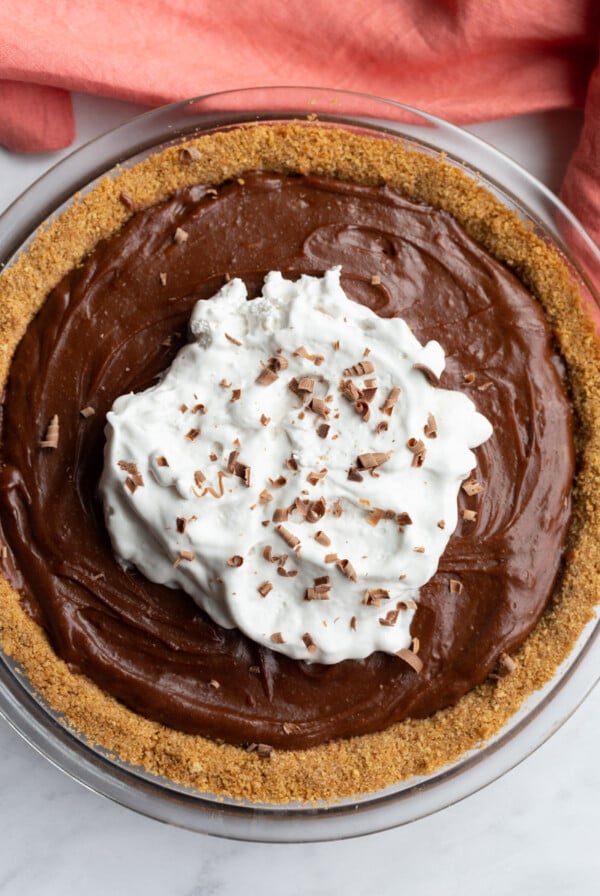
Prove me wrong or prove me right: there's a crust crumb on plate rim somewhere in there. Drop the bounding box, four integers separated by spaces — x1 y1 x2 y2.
0 122 599 805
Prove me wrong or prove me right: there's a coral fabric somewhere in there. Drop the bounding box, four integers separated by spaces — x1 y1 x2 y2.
0 0 599 242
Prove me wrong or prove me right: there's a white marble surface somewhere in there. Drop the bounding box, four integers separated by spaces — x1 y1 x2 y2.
0 95 599 893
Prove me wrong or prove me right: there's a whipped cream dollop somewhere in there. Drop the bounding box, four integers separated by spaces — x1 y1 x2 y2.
100 268 492 663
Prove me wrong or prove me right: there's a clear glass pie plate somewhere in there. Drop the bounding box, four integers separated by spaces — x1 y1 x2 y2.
0 87 598 843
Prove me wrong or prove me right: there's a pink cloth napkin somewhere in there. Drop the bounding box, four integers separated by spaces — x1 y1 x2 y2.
1 0 599 244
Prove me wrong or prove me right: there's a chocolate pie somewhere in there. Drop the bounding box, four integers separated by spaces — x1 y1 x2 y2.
0 123 598 803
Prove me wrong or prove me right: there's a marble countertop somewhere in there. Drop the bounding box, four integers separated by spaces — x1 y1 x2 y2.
0 95 598 895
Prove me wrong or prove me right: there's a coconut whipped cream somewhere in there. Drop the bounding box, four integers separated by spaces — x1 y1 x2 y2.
100 268 492 663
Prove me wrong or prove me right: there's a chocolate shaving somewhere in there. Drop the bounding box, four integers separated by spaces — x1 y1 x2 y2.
185 428 200 441
379 608 401 626
180 403 189 413
156 455 169 468
269 475 287 488
228 451 251 486
363 588 390 607
424 413 438 439
209 679 220 689
293 346 324 365
305 582 331 601
354 399 371 422
307 468 327 485
306 497 327 523
324 553 338 563
200 470 230 499
462 478 484 496
269 356 289 372
366 507 396 527
256 366 278 385
449 578 463 594
344 360 375 376
462 508 477 521
192 403 207 414
225 332 242 346
40 414 59 449
257 744 274 758
270 632 286 644
309 397 330 418
397 512 413 527
118 461 144 489
347 466 364 483
375 421 389 434
463 372 476 385
227 555 244 567
273 507 289 523
397 598 418 610
314 530 331 546
317 423 330 439
339 379 361 403
118 191 136 210
173 227 189 245
277 565 298 577
285 456 299 471
331 500 343 518
176 517 187 534
293 498 309 517
297 376 315 393
407 438 426 467
282 721 301 735
489 652 518 680
173 549 195 567
260 413 271 426
357 451 393 470
194 470 206 486
350 616 357 631
79 406 95 418
230 388 242 402
302 632 317 654
259 489 273 504
337 558 358 582
159 272 168 286
413 363 440 387
179 145 202 161
276 525 300 549
437 519 446 529
257 581 273 597
413 546 425 553
379 386 400 417
332 340 340 351
362 378 377 402
395 647 424 674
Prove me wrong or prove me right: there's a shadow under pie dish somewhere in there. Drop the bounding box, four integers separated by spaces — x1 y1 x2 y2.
0 91 598 836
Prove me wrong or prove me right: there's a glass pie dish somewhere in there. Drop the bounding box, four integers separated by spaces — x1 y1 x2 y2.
0 86 598 842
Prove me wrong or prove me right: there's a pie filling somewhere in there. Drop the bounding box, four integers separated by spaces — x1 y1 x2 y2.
0 171 574 749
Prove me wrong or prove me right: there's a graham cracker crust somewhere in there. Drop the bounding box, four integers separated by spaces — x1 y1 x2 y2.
0 123 598 804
